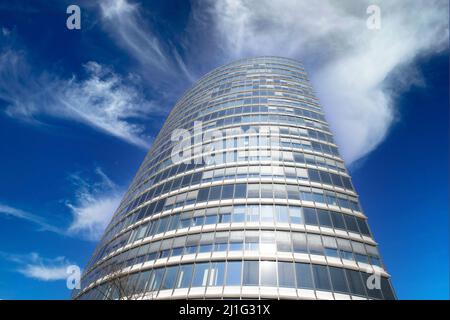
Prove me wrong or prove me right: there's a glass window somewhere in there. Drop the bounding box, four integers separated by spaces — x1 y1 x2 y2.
209 185 222 201
176 264 193 288
331 174 343 187
169 214 180 230
261 184 273 198
221 184 234 200
197 188 210 202
205 214 218 225
381 277 396 300
307 234 323 255
370 256 382 267
295 263 314 289
273 184 287 199
125 272 141 296
184 245 197 255
135 270 151 293
275 206 289 223
345 269 366 296
192 263 210 287
356 218 371 236
289 206 303 224
214 242 228 252
317 209 333 228
340 250 354 261
307 169 321 183
329 266 349 293
246 205 259 222
157 217 170 234
219 213 231 223
331 212 346 230
171 247 183 257
324 248 339 258
303 208 318 225
312 265 331 291
226 261 242 286
296 167 308 179
320 171 333 185
148 268 164 292
199 244 213 253
247 184 260 198
260 205 274 223
260 261 277 287
276 232 291 252
234 184 247 198
229 242 243 251
136 224 148 240
344 215 359 233
208 262 225 287
232 205 246 222
161 266 178 290
159 249 170 258
351 241 366 255
292 233 307 253
243 261 259 286
260 231 276 254
278 262 295 288
286 185 300 200
355 253 369 264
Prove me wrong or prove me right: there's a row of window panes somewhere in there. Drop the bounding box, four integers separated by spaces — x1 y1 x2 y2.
152 109 331 165
90 202 371 272
129 145 346 205
79 261 394 300
143 113 334 177
162 78 318 136
129 164 352 217
125 148 347 220
105 182 360 247
86 225 380 285
99 181 361 255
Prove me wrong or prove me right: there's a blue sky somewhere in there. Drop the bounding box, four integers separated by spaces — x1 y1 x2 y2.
0 0 448 299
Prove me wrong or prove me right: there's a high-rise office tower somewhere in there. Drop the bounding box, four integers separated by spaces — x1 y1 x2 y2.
73 57 395 300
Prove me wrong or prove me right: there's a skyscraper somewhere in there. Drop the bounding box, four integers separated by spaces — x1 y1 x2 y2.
73 56 395 300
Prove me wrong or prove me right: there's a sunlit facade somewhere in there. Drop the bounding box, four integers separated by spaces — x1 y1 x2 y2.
73 56 395 300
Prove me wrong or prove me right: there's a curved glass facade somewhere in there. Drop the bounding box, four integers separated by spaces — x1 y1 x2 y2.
73 56 395 300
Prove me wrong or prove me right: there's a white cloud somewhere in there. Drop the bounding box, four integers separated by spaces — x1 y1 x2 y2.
0 50 159 149
199 0 449 164
0 252 73 281
67 168 123 241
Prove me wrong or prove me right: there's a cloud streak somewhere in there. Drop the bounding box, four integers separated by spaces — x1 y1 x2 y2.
99 0 195 86
0 203 65 235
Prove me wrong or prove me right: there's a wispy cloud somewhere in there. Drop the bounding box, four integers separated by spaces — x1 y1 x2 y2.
0 48 159 149
195 0 449 164
0 252 73 281
0 203 64 235
99 0 195 86
66 168 123 241
0 168 122 241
